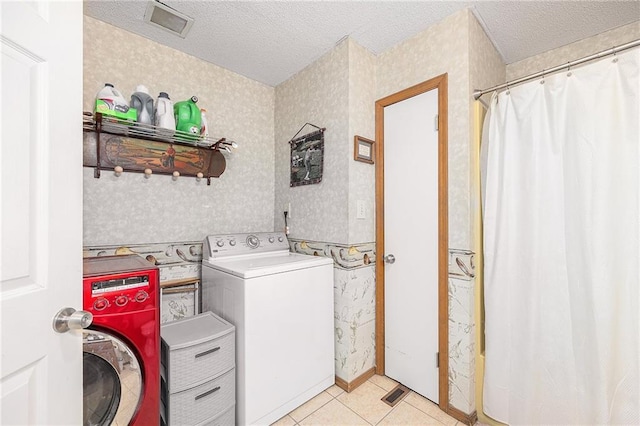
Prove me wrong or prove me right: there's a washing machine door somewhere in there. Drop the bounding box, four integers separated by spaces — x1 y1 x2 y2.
83 330 142 426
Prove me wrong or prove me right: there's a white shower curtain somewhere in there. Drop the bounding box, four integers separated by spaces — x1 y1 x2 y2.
483 48 639 425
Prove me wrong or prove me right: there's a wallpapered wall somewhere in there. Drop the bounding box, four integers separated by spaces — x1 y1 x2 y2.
83 16 275 245
506 21 640 80
274 40 351 244
273 38 377 246
347 40 377 244
376 9 472 250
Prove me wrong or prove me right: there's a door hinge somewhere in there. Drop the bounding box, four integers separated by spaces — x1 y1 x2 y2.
436 352 439 368
434 114 439 131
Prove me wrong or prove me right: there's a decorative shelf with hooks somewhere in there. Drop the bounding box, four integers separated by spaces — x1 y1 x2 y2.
82 112 238 185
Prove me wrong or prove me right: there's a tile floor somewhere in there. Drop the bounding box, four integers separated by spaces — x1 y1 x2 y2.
271 375 461 426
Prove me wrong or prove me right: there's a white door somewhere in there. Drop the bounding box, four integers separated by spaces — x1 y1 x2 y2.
1 2 84 424
384 89 439 402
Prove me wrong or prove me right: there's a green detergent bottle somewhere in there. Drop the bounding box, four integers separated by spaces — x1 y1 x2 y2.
174 96 201 141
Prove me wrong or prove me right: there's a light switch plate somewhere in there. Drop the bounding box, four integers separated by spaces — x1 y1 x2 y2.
356 200 366 219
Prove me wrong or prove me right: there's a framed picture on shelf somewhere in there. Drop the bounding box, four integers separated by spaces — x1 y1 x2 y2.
354 135 374 164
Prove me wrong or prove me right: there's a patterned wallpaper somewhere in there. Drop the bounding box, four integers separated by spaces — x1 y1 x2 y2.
506 21 640 80
83 16 275 245
274 39 351 244
376 9 471 250
347 40 377 244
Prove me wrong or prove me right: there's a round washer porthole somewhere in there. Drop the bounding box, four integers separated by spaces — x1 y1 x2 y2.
83 352 121 426
83 331 142 426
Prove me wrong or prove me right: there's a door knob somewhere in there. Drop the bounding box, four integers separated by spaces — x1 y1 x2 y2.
384 254 396 264
52 307 93 333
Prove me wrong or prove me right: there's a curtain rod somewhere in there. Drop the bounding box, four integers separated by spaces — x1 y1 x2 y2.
473 38 640 100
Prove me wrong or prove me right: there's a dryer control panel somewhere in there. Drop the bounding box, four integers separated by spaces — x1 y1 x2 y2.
203 232 289 259
83 255 159 315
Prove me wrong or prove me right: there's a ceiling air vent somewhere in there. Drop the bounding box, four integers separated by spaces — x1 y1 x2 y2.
144 1 194 38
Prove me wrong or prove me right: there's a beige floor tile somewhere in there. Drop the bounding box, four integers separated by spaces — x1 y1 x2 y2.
271 414 297 426
337 380 394 425
289 391 333 423
299 399 369 426
367 374 398 392
325 384 345 398
404 392 457 425
378 401 444 425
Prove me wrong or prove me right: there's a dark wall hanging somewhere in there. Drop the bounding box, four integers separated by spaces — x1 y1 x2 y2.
289 123 325 187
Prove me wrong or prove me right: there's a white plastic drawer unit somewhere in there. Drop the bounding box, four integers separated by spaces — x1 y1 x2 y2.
161 311 235 393
200 406 235 426
161 311 236 425
167 368 235 426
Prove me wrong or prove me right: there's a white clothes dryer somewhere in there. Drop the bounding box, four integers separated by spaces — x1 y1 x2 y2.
201 232 334 426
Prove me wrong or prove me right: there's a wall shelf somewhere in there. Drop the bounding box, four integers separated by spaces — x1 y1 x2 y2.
83 112 236 185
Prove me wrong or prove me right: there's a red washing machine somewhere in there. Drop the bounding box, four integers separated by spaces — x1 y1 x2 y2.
82 255 160 426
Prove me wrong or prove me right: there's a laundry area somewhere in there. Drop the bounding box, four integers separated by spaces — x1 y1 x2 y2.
1 1 639 426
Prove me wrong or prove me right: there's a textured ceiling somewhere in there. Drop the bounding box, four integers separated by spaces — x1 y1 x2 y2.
84 1 640 87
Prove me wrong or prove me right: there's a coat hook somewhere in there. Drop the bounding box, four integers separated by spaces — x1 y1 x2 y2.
114 165 123 176
172 171 180 180
144 168 152 178
567 62 572 77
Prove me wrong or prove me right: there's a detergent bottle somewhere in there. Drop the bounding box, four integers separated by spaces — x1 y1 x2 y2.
130 85 154 126
174 96 201 141
94 83 137 122
200 108 209 140
155 92 175 138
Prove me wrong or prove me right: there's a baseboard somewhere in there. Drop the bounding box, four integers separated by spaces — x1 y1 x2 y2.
335 367 376 393
448 406 477 426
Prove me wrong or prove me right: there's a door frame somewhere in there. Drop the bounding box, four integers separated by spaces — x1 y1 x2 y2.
374 73 448 409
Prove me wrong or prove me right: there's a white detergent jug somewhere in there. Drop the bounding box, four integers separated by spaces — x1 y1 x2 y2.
155 92 175 137
95 83 137 121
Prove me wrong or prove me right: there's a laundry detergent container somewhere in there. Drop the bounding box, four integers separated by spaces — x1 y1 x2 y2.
94 83 137 122
174 96 201 141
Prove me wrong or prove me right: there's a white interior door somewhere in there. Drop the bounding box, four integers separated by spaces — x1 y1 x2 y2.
384 89 439 402
1 2 84 424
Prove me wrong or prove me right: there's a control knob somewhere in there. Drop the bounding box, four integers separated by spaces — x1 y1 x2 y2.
135 291 148 302
216 240 224 247
93 297 109 311
278 236 284 242
115 295 128 306
268 237 275 243
229 239 236 246
246 235 259 249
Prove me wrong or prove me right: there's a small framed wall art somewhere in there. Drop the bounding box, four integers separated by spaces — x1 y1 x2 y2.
354 135 374 164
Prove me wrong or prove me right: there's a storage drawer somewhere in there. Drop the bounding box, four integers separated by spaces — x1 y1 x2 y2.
168 368 235 426
197 405 235 426
167 331 234 392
